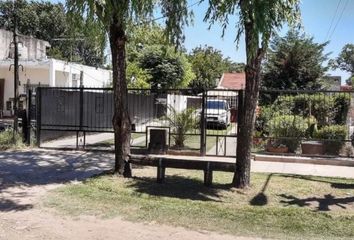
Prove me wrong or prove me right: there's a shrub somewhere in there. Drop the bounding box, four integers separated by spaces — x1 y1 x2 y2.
333 94 351 125
266 115 309 152
0 128 23 150
272 93 350 127
255 106 280 136
315 125 347 155
165 106 198 149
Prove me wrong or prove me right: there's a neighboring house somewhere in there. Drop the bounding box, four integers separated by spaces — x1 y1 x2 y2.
217 72 246 90
0 29 112 117
340 85 352 91
322 75 341 91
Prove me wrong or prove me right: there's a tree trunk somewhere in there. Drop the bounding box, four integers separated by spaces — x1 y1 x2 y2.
233 21 265 188
109 20 132 177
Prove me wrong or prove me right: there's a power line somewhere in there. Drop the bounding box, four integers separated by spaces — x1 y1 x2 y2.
324 0 342 41
135 0 201 26
327 0 350 41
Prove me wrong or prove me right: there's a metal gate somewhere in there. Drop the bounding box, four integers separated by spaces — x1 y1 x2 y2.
35 87 240 157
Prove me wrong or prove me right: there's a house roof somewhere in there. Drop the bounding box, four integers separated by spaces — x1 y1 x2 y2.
340 85 352 91
217 72 246 90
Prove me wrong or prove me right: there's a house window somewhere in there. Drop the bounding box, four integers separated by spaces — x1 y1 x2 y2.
72 73 80 87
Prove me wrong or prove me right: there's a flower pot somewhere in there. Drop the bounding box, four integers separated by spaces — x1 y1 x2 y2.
266 145 289 153
301 141 325 155
266 139 289 153
323 140 343 155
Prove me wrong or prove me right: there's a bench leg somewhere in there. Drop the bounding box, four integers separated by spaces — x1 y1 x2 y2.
204 170 213 186
157 166 165 183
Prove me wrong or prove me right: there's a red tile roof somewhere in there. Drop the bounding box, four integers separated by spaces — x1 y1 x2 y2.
218 72 246 90
340 85 352 91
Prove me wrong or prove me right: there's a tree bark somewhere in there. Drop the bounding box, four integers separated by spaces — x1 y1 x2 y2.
233 21 265 188
109 19 132 177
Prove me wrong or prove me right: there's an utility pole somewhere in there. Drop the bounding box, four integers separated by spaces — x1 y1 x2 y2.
12 0 19 142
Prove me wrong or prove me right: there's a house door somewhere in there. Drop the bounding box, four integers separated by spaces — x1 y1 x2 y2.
0 79 4 114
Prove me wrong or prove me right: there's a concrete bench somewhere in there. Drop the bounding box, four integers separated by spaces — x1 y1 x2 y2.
129 154 235 186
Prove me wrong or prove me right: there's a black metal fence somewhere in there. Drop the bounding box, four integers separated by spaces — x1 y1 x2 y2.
255 89 354 157
35 87 239 156
33 87 354 158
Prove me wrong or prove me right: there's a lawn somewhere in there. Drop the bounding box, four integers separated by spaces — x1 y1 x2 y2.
45 168 354 240
88 133 216 151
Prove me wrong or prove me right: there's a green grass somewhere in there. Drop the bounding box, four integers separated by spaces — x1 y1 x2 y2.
45 169 354 240
174 134 215 151
0 129 24 150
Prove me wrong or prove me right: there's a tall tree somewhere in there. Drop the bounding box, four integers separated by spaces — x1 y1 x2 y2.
0 0 106 66
330 44 354 84
188 45 243 90
262 30 328 91
205 0 300 188
126 24 194 89
139 46 194 89
67 0 190 176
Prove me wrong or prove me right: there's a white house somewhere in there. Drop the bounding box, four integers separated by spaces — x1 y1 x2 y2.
0 29 112 117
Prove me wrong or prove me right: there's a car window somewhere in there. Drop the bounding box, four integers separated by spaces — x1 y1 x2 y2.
206 101 225 109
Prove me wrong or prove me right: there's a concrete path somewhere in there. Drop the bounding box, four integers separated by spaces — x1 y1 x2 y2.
41 132 146 149
207 124 237 156
149 154 354 179
40 132 114 149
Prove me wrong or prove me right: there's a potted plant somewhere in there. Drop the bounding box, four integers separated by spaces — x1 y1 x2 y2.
266 115 308 153
164 105 199 154
301 117 325 155
265 139 289 153
314 125 347 155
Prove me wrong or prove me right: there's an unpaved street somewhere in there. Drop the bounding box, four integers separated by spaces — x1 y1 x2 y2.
0 149 258 240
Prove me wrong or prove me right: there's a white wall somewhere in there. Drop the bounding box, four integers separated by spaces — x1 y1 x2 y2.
0 66 50 116
167 94 188 115
0 29 50 61
52 59 112 87
0 58 112 116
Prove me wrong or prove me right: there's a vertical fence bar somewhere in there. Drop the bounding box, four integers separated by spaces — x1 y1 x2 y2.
36 87 41 147
200 90 206 156
79 86 83 131
26 89 32 145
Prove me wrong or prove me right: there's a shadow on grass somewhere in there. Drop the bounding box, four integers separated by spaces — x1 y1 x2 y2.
127 175 231 202
279 194 354 211
249 173 273 206
281 174 354 190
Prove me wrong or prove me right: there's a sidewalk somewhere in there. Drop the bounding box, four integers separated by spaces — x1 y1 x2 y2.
148 154 354 179
41 132 114 148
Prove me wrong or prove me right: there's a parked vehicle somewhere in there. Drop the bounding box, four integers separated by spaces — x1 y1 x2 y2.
204 99 231 129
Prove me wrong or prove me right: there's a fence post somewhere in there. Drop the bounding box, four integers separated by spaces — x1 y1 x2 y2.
36 87 41 147
26 89 32 145
79 71 84 132
200 90 206 156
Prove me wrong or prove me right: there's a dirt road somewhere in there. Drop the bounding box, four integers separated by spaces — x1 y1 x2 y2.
0 149 259 240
